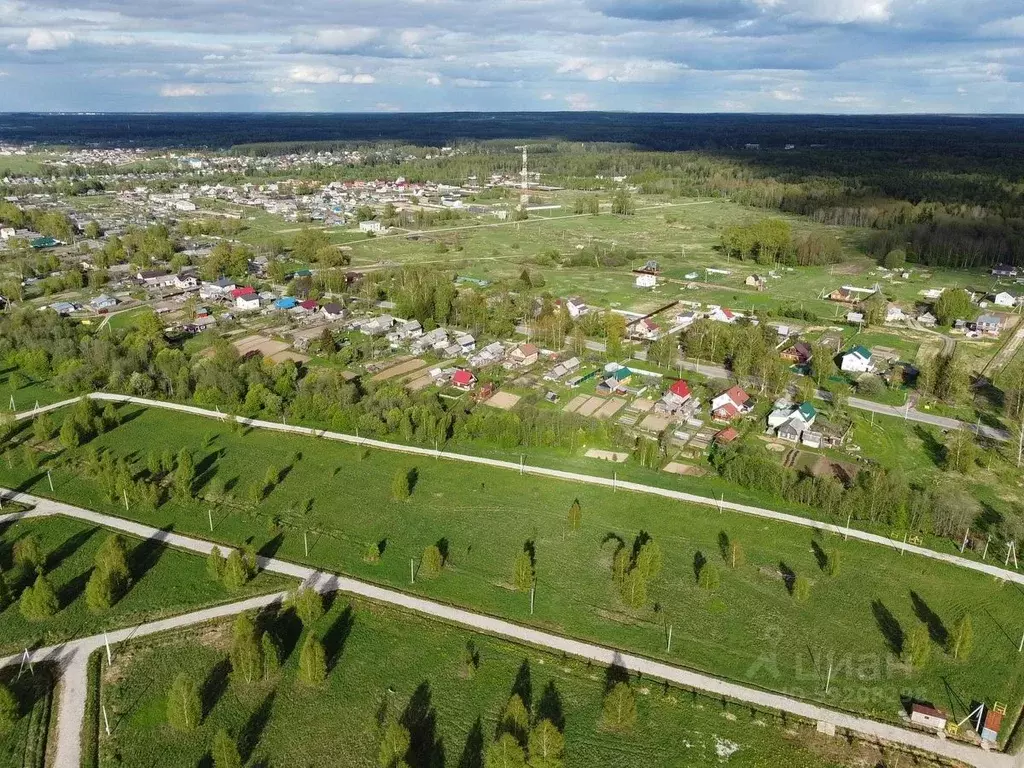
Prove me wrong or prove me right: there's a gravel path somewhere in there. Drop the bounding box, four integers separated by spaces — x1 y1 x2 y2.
0 490 1018 768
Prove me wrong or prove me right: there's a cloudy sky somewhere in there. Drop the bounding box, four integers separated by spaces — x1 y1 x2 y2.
0 0 1021 113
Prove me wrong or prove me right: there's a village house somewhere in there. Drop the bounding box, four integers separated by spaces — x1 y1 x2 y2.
321 302 345 321
200 277 236 300
840 346 875 373
975 314 1003 335
138 268 175 288
358 220 383 234
471 342 506 368
564 297 589 318
711 385 753 421
455 332 477 353
980 708 1003 743
673 310 699 330
90 294 117 310
411 327 447 354
916 311 937 327
992 264 1018 278
452 369 477 391
509 343 540 367
635 272 657 289
361 315 395 336
839 348 872 374
780 341 813 366
770 402 817 443
708 307 738 324
596 367 633 396
745 274 767 291
846 311 865 325
232 287 259 311
829 287 859 304
388 319 422 342
633 318 660 340
543 356 581 381
175 274 199 290
656 379 693 415
885 304 906 324
993 291 1016 308
713 427 739 445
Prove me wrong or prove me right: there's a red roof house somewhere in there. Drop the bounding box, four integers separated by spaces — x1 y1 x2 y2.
452 369 477 390
714 427 739 444
230 286 255 298
299 299 318 311
669 380 691 399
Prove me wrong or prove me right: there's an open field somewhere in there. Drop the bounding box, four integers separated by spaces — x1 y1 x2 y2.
2 405 1023 736
95 595 887 768
0 664 53 768
0 515 292 656
0 368 65 411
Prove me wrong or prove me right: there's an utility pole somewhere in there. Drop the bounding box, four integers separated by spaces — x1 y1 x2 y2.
208 509 213 532
530 584 535 615
47 470 54 493
667 624 673 654
410 558 415 584
825 661 833 694
102 705 111 736
123 489 129 512
104 632 113 664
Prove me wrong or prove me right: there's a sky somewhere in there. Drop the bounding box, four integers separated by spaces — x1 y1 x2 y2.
0 0 1021 113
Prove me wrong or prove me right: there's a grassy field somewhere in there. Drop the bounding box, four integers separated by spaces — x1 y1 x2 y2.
0 516 293 656
0 368 65 411
2 406 1022 737
94 596 890 768
0 665 53 768
104 307 156 332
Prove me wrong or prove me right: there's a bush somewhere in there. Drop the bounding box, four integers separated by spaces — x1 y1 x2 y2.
419 545 443 579
19 572 58 621
166 673 201 731
291 586 324 627
601 682 637 731
298 635 326 685
392 468 413 500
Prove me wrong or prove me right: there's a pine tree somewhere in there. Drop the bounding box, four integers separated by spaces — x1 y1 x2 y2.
20 571 58 621
222 549 251 591
601 682 636 731
299 635 326 685
378 717 411 768
13 535 43 572
419 545 443 579
85 567 115 612
619 568 648 609
512 550 534 592
174 449 195 498
527 719 565 768
262 632 281 676
212 729 243 768
291 586 324 627
635 540 663 580
96 534 130 584
230 614 264 684
485 733 527 768
207 546 225 581
392 468 412 500
793 575 811 603
500 694 529 744
904 625 931 669
728 540 745 569
950 614 974 660
567 499 581 532
697 563 720 591
59 414 82 448
166 673 201 731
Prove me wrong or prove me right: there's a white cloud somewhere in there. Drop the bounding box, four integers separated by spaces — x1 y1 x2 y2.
768 86 803 101
25 28 75 51
203 54 224 61
160 84 211 97
829 93 872 106
541 92 555 100
426 75 442 86
565 92 595 110
291 27 380 53
288 65 375 84
453 77 491 88
557 57 683 83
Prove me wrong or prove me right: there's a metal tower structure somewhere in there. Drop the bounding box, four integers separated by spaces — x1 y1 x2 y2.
516 145 530 206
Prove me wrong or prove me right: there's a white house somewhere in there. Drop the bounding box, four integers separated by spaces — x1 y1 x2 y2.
917 311 937 327
635 273 657 289
885 304 906 324
358 220 382 234
200 277 236 300
175 274 199 290
708 307 738 324
565 297 589 319
994 292 1016 308
235 294 260 311
840 346 875 373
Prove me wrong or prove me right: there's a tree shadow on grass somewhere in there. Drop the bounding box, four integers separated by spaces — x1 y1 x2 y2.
511 659 531 712
240 689 276 763
271 606 304 664
257 533 284 561
693 551 706 582
604 661 630 695
57 568 91 607
810 540 828 571
537 680 565 731
324 605 354 672
910 591 948 646
201 658 231 721
402 681 444 768
717 532 730 562
871 599 904 657
128 531 171 588
913 425 945 468
46 526 99 573
778 562 796 595
456 717 484 768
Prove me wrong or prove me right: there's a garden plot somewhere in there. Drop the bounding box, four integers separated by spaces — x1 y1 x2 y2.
575 397 605 417
584 449 629 462
639 413 673 432
372 358 427 382
594 397 627 420
232 335 309 364
484 391 521 410
562 395 590 414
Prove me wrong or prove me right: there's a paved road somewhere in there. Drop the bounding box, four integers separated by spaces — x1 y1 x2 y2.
0 493 1014 768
